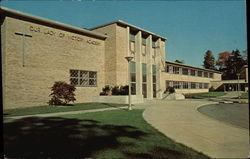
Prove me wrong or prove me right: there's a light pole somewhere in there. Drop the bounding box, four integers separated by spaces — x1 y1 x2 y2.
236 73 240 99
125 56 134 110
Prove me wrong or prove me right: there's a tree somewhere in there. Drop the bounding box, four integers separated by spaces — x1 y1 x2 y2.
216 51 231 70
49 81 76 105
203 50 216 70
222 49 247 79
242 49 248 61
175 60 184 64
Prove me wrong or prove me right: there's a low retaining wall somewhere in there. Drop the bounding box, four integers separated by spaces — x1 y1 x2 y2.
92 95 144 104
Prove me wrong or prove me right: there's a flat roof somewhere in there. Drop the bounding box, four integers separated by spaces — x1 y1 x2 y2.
89 20 167 41
165 61 222 74
0 6 108 40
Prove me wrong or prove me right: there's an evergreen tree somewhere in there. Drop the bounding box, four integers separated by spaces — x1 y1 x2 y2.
223 49 247 79
175 60 184 64
203 50 216 70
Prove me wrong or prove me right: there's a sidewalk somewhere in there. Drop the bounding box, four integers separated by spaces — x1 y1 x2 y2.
142 99 249 158
5 106 128 120
210 91 249 104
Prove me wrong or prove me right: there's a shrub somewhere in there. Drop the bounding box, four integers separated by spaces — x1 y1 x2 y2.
209 86 215 92
100 85 112 96
49 81 76 105
111 85 129 95
166 86 175 94
119 85 129 95
112 86 120 95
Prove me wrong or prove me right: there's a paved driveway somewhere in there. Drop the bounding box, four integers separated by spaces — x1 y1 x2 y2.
142 99 249 158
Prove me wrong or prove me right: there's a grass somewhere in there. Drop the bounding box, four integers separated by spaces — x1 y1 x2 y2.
4 109 210 159
240 92 249 99
185 92 226 99
3 102 127 117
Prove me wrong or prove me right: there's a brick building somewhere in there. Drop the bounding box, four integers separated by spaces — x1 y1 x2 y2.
1 7 221 109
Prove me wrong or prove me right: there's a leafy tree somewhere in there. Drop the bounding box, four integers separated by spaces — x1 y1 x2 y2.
216 51 231 70
49 81 76 105
203 50 216 70
175 60 184 64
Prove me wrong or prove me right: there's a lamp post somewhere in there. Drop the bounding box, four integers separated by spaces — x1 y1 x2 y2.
236 73 240 99
125 56 134 110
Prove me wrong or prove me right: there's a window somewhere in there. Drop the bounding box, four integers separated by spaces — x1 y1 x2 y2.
204 83 209 89
129 33 135 42
130 41 135 53
173 66 180 74
182 68 189 75
166 65 170 73
209 73 214 78
70 70 97 87
130 62 136 95
183 82 189 89
152 64 157 98
142 63 147 98
166 81 170 89
190 70 196 76
198 71 203 77
142 37 146 45
152 41 156 48
191 82 196 89
173 81 181 89
204 72 208 78
142 44 146 56
199 83 203 89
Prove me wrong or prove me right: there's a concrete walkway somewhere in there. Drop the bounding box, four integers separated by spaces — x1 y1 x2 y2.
142 99 249 158
5 106 128 120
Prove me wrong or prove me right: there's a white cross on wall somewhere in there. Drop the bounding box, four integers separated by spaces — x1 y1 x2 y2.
15 29 32 67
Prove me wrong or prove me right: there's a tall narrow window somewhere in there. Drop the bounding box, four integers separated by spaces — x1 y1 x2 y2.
173 66 180 74
209 73 214 78
166 65 170 73
130 41 135 53
152 41 156 48
130 61 136 95
130 32 136 54
199 83 203 89
152 64 157 98
182 68 189 75
190 69 196 76
204 72 208 78
204 83 209 89
183 82 189 89
142 63 147 98
198 71 203 77
142 44 146 56
142 37 146 45
173 81 181 89
191 82 196 89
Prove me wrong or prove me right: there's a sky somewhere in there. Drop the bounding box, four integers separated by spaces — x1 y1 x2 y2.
0 0 247 67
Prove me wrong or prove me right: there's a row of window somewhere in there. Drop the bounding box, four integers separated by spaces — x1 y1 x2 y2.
130 33 158 48
130 62 157 97
166 80 209 89
166 65 214 78
130 41 157 57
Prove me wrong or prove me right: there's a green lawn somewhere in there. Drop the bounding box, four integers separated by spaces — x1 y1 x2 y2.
185 92 226 99
240 92 249 99
4 109 210 159
3 102 127 117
